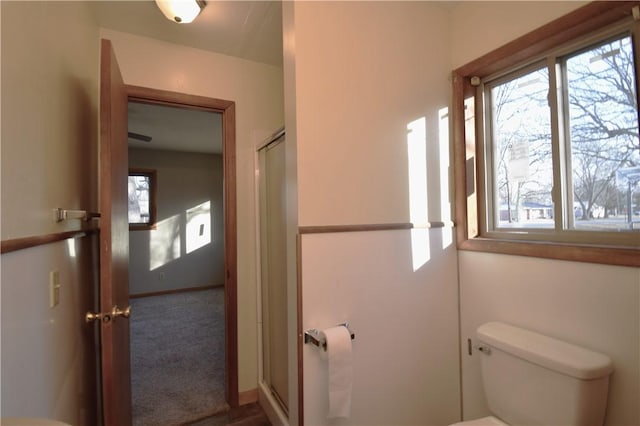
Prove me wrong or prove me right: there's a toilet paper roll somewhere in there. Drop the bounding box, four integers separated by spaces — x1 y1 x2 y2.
322 325 353 418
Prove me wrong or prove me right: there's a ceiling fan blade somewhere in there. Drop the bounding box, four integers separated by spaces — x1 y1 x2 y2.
128 132 152 142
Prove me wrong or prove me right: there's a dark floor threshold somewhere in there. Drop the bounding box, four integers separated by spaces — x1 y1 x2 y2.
184 403 271 426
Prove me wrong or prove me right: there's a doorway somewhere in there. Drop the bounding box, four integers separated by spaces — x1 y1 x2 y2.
126 85 238 424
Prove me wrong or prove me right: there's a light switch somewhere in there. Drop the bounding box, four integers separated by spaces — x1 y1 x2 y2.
50 270 60 308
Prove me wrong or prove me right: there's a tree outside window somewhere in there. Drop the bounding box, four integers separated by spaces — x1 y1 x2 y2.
485 33 640 234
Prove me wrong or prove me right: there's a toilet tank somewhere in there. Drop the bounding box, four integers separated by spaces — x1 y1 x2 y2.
477 322 613 426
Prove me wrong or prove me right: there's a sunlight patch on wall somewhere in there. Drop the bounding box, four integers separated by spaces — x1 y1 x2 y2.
150 214 181 270
66 237 77 258
186 201 212 254
407 117 430 271
439 107 453 249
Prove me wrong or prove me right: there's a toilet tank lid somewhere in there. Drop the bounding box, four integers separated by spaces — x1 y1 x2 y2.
477 322 613 380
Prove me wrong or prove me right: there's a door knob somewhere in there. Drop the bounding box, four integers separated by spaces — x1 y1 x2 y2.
86 305 131 323
86 311 108 323
112 305 131 319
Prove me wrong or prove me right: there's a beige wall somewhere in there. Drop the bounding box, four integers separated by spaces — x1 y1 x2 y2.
285 2 460 424
1 1 100 424
449 1 587 69
100 28 285 393
128 148 224 295
450 3 640 425
294 1 452 226
1 1 100 239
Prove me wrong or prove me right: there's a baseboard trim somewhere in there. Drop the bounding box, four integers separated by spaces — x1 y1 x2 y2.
239 388 258 406
130 284 223 299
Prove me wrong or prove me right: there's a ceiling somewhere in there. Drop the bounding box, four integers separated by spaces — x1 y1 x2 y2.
128 102 223 154
91 1 283 154
91 1 283 67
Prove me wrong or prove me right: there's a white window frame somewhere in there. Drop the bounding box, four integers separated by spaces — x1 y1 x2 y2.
128 168 157 231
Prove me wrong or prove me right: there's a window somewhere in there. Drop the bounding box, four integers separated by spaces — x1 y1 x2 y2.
487 64 554 231
128 169 157 230
453 2 640 266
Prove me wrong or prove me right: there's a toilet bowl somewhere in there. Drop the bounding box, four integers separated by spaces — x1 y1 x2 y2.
451 322 613 426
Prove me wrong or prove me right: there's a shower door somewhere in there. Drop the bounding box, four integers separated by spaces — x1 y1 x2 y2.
258 134 289 413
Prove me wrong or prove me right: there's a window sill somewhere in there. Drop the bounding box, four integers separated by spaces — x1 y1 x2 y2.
458 237 640 267
129 224 157 232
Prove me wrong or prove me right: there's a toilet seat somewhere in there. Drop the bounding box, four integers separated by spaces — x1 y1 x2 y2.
450 415 509 426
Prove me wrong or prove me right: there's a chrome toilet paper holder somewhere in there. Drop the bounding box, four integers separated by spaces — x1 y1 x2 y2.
304 323 355 351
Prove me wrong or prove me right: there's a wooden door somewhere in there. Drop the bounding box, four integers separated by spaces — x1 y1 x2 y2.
99 38 132 426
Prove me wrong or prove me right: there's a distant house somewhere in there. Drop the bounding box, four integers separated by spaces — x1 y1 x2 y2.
522 202 554 220
499 201 553 222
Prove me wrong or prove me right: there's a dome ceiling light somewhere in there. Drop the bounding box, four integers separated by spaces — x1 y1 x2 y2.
155 0 206 24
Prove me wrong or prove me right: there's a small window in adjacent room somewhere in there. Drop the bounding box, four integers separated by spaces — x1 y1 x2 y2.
128 169 157 230
453 2 640 266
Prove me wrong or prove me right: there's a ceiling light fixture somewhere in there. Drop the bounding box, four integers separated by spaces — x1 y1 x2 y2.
155 0 206 24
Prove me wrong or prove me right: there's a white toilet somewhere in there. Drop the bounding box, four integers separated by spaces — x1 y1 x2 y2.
453 321 613 426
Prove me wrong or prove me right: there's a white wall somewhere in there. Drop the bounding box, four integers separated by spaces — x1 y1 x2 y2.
449 1 587 69
459 252 639 425
100 28 284 393
128 148 224 295
1 238 99 424
1 1 100 423
450 3 640 425
285 2 460 424
301 230 459 425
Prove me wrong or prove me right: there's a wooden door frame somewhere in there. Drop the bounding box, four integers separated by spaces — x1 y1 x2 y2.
125 85 239 408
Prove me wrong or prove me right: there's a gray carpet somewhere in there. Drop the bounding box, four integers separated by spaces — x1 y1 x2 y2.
130 288 229 426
